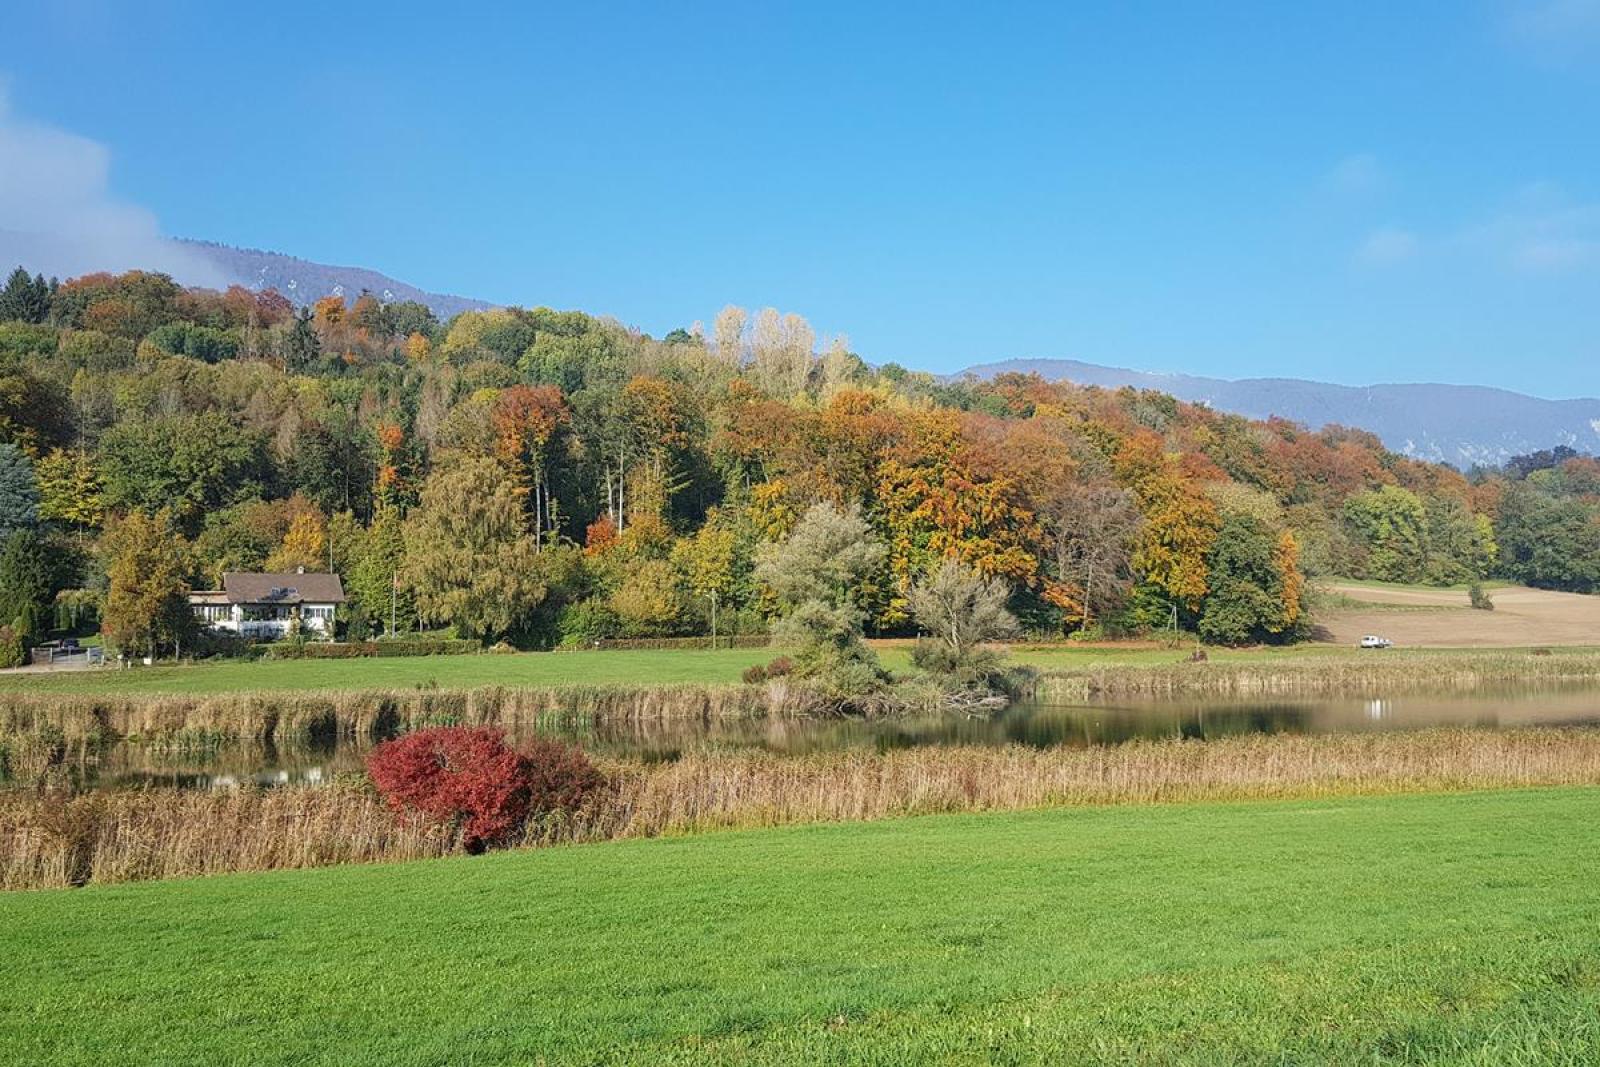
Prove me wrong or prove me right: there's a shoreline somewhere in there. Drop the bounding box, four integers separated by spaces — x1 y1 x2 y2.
4 647 1600 747
6 725 1600 890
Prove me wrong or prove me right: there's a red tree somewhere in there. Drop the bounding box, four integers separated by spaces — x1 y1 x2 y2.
367 727 603 852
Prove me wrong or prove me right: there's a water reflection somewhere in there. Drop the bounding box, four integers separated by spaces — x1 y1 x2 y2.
16 684 1600 792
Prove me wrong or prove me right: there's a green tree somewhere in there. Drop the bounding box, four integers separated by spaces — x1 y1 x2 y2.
349 508 414 636
754 501 887 691
0 531 56 642
1423 498 1497 584
403 458 545 641
103 510 194 658
1197 513 1303 645
0 268 53 324
0 443 39 538
907 558 1019 683
1343 485 1428 583
283 308 321 373
98 413 267 528
1495 486 1600 593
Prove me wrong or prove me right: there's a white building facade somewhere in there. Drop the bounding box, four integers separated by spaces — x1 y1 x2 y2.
189 571 345 640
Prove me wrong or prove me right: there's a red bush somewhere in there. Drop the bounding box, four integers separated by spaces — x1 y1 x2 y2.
366 726 603 852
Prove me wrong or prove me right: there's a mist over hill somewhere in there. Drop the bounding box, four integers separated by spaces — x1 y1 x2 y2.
958 359 1600 468
0 231 490 321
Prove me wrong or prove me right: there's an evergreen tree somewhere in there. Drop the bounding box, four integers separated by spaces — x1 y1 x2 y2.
0 443 39 537
0 268 52 324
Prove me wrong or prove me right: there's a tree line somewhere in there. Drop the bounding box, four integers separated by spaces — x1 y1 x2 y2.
0 263 1594 661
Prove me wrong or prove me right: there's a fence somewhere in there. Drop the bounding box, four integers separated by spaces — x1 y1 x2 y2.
28 644 105 668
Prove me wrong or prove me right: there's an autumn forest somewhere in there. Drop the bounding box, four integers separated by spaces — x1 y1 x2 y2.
0 265 1597 662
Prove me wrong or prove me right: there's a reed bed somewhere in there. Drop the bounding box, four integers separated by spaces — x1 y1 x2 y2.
1040 649 1600 700
0 683 786 748
7 726 1600 891
8 649 1600 750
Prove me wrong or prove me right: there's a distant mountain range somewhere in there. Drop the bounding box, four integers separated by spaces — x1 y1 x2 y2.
172 240 491 320
958 359 1600 468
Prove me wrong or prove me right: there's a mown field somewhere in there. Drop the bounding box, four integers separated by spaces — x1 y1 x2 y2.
4 788 1599 1065
1316 579 1600 649
0 641 1356 696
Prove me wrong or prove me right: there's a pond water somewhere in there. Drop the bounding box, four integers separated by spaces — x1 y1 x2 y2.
27 683 1600 792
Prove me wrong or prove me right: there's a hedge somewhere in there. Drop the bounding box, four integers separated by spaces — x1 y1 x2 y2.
563 635 771 652
264 639 480 660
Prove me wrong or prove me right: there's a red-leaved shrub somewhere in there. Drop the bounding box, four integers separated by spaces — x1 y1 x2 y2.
366 726 603 852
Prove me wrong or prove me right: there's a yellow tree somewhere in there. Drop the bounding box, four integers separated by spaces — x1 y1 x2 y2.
1117 433 1221 612
103 510 193 658
35 448 104 530
267 502 328 572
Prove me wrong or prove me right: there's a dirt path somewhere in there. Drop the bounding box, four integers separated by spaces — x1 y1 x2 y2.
1317 582 1600 647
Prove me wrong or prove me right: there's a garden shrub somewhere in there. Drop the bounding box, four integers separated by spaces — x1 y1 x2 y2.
367 726 603 852
557 599 619 648
742 656 795 685
0 625 26 669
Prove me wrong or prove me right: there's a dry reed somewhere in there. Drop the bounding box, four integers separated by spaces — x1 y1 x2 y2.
7 726 1600 891
0 684 784 748
9 649 1600 750
1040 650 1600 700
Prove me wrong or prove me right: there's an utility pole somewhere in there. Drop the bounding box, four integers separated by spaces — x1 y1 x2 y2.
709 590 718 649
391 570 398 637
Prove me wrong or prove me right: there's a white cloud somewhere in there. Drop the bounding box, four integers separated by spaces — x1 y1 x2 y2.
0 84 223 285
1323 153 1386 196
1356 227 1420 265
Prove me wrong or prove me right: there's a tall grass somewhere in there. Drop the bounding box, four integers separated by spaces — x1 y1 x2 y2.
0 683 783 748
8 650 1599 750
7 726 1600 890
1039 649 1600 700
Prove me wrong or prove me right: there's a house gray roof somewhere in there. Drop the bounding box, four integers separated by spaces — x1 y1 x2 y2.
221 572 346 605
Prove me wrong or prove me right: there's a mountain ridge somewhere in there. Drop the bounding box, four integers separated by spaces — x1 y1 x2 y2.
172 239 492 319
956 358 1600 467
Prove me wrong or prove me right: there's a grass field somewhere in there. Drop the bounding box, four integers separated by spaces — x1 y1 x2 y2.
4 787 1599 1065
0 642 1359 696
1317 579 1600 648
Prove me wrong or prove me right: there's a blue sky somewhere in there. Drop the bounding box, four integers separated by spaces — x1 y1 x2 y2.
3 1 1598 396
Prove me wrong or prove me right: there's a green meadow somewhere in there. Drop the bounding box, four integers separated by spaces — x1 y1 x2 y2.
0 641 1355 696
4 787 1599 1065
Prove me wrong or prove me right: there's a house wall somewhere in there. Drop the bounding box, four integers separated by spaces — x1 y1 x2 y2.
193 603 337 639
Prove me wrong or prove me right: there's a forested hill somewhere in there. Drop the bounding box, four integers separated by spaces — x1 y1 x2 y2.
960 359 1600 469
16 235 1595 468
0 265 1596 662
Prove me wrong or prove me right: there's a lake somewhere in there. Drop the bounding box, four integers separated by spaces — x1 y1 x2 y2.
24 682 1600 792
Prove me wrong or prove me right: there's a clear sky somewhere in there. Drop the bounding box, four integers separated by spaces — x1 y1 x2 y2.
2 2 1598 396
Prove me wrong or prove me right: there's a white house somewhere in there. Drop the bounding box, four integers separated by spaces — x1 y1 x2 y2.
189 570 346 639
